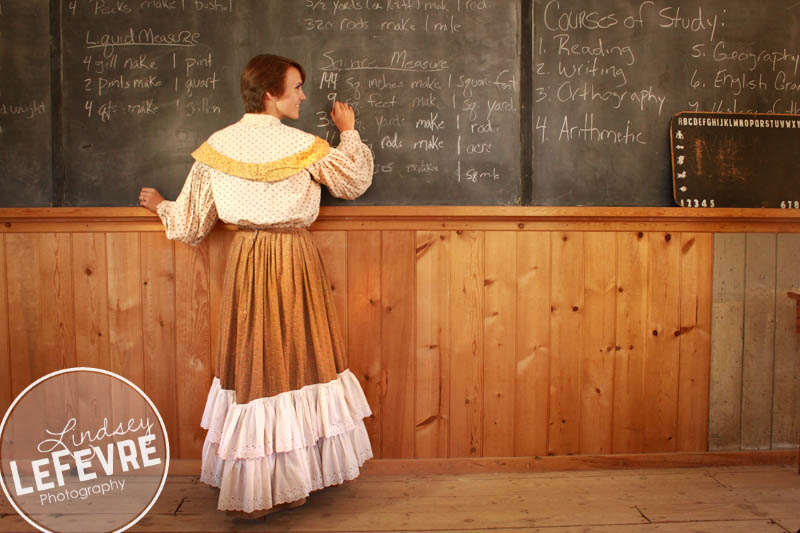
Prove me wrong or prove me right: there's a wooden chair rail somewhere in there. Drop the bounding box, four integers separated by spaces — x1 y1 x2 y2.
2 206 800 233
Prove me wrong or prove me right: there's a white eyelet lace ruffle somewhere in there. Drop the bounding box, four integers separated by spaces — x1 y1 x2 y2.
199 369 373 513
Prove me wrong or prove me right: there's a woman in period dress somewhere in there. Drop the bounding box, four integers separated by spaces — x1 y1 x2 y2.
138 54 374 518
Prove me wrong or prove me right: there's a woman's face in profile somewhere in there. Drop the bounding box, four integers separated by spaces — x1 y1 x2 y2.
271 66 306 120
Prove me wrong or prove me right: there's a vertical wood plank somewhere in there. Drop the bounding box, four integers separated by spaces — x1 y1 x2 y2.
613 232 649 453
677 233 713 452
381 231 415 458
106 233 145 389
549 231 584 456
208 230 234 378
515 232 550 457
72 233 110 370
6 233 44 396
709 233 745 451
140 233 178 457
6 234 76 450
7 234 78 396
38 234 77 371
311 231 348 349
741 233 777 450
483 231 516 457
580 232 617 454
174 240 212 459
415 231 450 458
72 234 112 461
106 233 147 445
773 234 800 449
347 231 382 457
0 235 11 413
449 230 483 458
643 232 681 453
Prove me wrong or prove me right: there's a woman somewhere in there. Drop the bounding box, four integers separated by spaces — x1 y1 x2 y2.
139 54 374 519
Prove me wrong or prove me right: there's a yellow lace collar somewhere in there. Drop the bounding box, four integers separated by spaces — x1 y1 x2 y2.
191 114 330 182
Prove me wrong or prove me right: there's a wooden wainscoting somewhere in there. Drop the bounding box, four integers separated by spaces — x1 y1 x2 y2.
1 207 798 462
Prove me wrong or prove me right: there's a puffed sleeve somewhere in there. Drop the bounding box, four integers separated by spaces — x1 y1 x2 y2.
307 130 374 200
155 161 218 246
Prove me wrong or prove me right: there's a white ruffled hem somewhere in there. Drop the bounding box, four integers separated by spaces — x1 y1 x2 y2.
201 424 373 511
199 370 374 512
201 369 372 460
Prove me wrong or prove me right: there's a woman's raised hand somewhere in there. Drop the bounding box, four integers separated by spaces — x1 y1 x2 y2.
330 101 355 132
139 187 164 213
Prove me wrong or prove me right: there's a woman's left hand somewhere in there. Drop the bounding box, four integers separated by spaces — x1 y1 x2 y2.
139 187 164 213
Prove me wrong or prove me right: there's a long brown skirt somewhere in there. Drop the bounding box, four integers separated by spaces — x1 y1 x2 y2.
199 228 373 513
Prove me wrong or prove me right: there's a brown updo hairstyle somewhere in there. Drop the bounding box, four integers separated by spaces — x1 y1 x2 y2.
240 54 306 113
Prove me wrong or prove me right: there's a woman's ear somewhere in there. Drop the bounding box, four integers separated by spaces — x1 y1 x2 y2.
262 91 277 114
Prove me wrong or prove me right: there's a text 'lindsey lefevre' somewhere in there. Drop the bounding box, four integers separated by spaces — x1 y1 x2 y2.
8 417 162 497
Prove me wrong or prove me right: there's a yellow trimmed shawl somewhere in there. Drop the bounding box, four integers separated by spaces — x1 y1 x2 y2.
192 136 331 183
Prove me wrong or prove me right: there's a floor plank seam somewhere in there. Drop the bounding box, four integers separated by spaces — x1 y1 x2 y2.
173 496 186 516
708 472 730 489
634 505 652 523
648 518 789 525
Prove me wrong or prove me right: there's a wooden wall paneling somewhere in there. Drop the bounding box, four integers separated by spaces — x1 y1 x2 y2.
106 233 147 442
380 231 416 458
106 233 145 388
741 234 777 450
347 231 383 456
0 235 10 413
771 234 800 449
613 232 649 453
37 234 78 451
140 233 179 456
548 232 584 456
72 233 110 369
580 232 617 454
7 234 78 396
174 240 212 459
514 232 551 456
483 231 517 457
676 233 713 452
71 233 111 449
208 231 234 377
414 231 450 458
4 233 37 460
709 233 745 451
38 234 77 371
449 230 484 457
643 232 681 453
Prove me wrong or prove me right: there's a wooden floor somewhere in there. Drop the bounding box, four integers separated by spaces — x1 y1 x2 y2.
1 464 799 532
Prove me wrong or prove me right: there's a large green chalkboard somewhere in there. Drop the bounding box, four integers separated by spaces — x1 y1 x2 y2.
59 0 521 206
532 0 800 206
2 1 800 207
0 0 52 206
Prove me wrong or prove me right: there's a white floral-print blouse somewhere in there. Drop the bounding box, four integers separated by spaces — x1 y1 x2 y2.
156 113 374 245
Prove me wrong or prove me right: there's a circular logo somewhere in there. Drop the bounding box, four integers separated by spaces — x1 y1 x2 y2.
0 368 170 533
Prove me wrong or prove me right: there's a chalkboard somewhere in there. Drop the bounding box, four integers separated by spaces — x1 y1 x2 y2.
59 0 521 206
670 112 800 208
2 1 800 207
0 0 53 206
532 0 800 206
